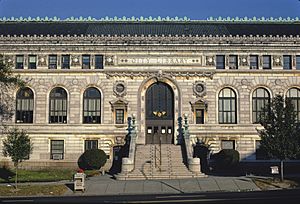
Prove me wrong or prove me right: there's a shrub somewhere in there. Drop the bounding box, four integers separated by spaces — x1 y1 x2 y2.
214 149 240 169
78 149 107 170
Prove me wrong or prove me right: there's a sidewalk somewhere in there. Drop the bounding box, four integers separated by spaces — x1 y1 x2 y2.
65 174 260 196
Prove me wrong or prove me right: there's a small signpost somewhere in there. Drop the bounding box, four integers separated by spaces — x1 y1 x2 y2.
270 166 279 181
74 172 86 192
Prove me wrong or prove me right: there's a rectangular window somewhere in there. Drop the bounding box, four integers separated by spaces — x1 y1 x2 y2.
250 55 258 69
85 140 98 151
16 55 24 69
262 55 271 69
283 55 292 70
50 140 64 160
296 56 300 70
195 109 204 124
115 109 124 124
228 55 238 69
61 55 70 69
82 55 90 69
48 55 57 69
95 55 104 69
216 55 225 69
28 55 37 69
221 140 235 150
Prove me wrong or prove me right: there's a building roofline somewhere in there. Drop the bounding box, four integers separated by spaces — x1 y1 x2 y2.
0 16 300 23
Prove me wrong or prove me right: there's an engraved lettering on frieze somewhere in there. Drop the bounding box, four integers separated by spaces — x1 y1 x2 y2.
118 56 201 65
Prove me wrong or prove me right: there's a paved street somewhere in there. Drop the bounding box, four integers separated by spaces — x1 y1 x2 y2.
65 174 260 196
3 189 300 204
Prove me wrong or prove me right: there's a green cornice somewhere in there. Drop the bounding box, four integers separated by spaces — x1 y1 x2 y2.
0 16 299 22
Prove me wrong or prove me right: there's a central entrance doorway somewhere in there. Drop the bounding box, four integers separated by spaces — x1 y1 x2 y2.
145 82 174 144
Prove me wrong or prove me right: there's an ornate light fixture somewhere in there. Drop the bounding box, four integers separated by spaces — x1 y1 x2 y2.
153 111 166 117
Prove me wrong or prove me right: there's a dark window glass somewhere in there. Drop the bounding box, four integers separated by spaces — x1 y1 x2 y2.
82 55 90 69
16 87 34 123
49 87 67 124
116 109 124 124
48 55 57 69
28 55 37 69
229 55 238 69
287 88 300 121
218 88 237 124
195 109 204 124
61 55 70 69
95 55 104 69
216 55 225 69
262 55 271 69
16 55 24 69
83 88 101 124
283 55 292 70
51 140 64 160
296 56 300 70
221 140 235 149
250 55 258 69
252 88 270 123
85 140 98 151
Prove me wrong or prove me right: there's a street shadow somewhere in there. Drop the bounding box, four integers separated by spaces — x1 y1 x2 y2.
0 166 15 182
65 182 74 191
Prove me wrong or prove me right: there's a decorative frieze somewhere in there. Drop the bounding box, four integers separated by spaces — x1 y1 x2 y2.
105 70 215 79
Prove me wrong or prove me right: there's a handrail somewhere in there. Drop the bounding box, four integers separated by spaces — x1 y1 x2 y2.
121 114 137 173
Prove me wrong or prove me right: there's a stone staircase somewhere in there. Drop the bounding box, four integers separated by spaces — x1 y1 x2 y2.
116 144 205 180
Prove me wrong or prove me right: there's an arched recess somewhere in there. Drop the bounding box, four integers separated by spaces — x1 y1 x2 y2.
137 76 181 145
49 87 68 124
15 87 34 123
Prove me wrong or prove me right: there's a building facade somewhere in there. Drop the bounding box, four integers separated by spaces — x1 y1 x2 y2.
1 17 300 171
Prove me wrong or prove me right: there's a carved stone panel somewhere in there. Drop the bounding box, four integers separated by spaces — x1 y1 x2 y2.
239 55 248 66
206 56 215 66
113 81 127 97
105 55 114 66
71 55 80 66
273 55 282 66
38 55 47 67
193 81 206 97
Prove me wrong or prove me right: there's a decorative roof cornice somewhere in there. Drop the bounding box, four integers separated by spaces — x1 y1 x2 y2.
0 16 190 22
0 16 299 23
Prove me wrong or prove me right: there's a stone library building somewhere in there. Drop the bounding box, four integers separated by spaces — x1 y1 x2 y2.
1 16 300 179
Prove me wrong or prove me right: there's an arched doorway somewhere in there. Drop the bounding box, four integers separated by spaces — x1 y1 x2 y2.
145 82 174 144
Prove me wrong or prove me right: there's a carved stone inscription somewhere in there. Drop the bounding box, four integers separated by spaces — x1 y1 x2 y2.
118 56 201 66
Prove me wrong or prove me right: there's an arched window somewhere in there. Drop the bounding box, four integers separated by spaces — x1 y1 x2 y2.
83 88 101 124
16 87 34 123
218 88 237 124
252 88 270 123
49 87 67 123
286 88 300 121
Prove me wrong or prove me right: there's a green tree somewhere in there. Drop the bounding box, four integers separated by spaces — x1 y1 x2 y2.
2 128 33 189
0 54 25 122
258 94 300 181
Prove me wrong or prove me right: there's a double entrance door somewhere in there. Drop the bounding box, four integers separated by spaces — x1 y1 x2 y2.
145 82 174 144
146 120 173 144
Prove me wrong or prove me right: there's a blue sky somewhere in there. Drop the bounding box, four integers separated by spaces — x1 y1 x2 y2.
0 0 299 20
